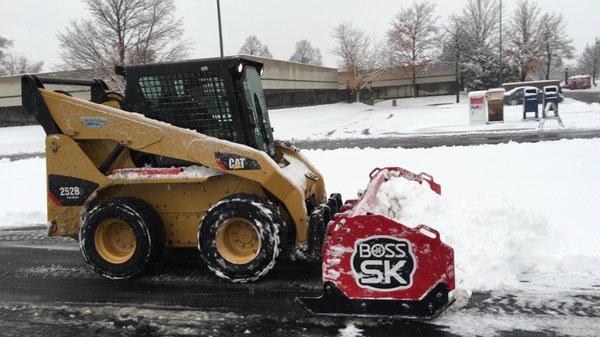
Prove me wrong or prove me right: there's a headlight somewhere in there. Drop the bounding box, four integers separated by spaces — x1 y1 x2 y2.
259 68 264 77
237 63 244 73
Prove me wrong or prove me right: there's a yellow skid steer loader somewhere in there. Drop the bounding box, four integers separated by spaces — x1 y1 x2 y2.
21 57 455 319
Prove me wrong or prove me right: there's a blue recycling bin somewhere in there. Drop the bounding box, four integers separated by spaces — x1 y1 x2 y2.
523 87 539 120
543 86 559 114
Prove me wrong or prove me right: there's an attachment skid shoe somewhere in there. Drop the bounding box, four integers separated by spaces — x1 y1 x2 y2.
297 167 455 320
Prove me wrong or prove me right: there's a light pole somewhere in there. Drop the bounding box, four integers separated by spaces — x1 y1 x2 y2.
217 0 224 58
499 0 503 86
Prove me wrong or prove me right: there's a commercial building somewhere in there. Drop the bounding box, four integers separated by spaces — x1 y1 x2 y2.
0 56 457 127
242 55 343 108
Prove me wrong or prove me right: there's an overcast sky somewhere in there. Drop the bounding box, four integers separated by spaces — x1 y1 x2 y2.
1 0 597 71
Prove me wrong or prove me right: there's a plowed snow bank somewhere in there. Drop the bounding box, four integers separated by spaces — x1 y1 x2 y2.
373 177 549 290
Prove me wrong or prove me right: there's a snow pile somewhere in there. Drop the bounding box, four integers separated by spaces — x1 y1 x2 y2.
372 177 548 290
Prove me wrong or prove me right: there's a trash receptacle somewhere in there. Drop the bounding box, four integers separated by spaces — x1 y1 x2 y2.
523 87 539 120
468 91 487 125
543 86 559 113
485 88 505 123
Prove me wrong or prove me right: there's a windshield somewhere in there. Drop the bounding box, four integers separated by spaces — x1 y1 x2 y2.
241 67 275 156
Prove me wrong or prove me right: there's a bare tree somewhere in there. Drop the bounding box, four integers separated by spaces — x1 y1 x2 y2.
439 15 468 101
261 46 273 59
461 0 499 50
538 12 573 80
507 0 541 81
57 0 190 83
459 0 511 89
1 53 43 75
331 22 382 102
579 39 600 86
289 40 322 65
0 36 43 76
0 36 12 61
387 2 439 97
239 36 273 58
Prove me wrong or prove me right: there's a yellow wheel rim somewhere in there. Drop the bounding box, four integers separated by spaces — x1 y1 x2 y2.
94 218 136 264
215 218 261 265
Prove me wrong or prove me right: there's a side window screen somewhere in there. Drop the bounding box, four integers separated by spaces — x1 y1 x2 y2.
135 70 239 143
138 76 162 102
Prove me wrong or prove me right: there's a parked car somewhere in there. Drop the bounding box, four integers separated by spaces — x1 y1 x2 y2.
504 87 564 106
568 75 592 90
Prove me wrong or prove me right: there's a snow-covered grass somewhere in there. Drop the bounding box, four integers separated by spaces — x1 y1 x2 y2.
269 96 600 140
1 138 599 294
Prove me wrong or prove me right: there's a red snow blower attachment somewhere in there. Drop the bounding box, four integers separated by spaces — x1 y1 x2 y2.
297 167 455 320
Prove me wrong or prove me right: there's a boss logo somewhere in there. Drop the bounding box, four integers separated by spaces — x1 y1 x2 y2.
351 236 416 291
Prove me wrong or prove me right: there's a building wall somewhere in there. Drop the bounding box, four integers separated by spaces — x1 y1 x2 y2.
338 65 458 104
264 89 345 108
241 55 339 91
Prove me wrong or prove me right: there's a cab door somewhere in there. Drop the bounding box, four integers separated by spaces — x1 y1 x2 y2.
241 67 275 156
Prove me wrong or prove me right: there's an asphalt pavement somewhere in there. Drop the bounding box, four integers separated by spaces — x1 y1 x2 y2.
0 228 598 337
294 128 600 150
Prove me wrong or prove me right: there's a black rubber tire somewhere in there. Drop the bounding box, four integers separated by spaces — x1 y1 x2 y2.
198 194 285 282
79 197 166 280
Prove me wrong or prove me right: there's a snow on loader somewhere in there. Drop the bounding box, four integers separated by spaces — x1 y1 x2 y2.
21 56 454 319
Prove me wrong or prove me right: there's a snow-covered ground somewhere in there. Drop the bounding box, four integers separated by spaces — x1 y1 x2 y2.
2 138 599 295
3 95 600 155
269 96 600 140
